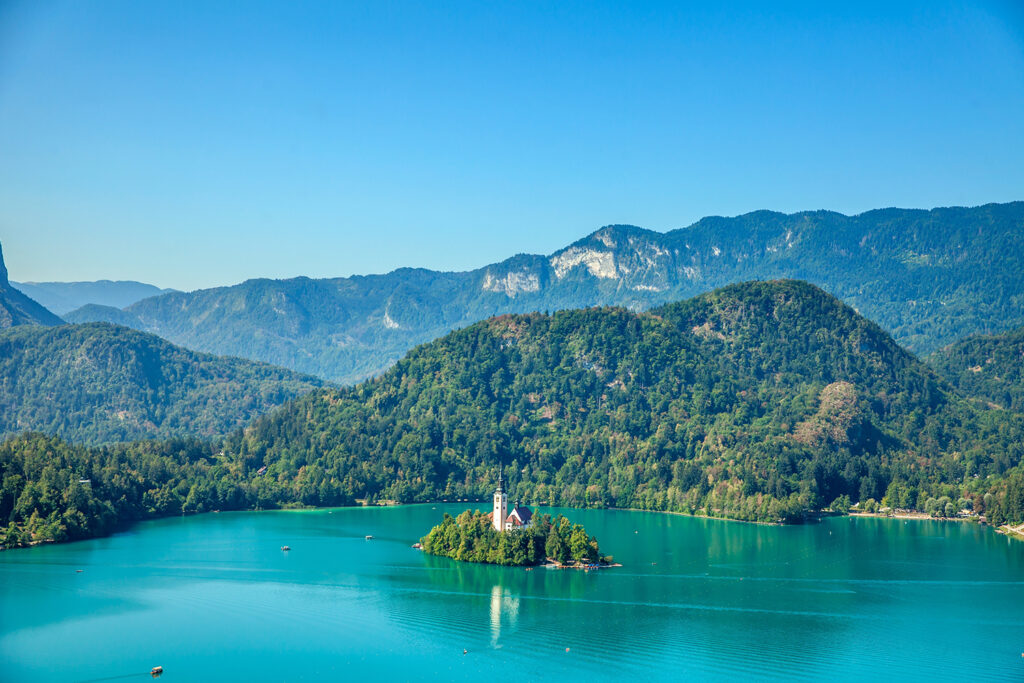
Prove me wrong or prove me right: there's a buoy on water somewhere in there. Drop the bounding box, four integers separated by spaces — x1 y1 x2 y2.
565 647 570 652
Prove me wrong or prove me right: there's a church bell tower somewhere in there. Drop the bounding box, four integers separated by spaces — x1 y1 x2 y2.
492 471 507 531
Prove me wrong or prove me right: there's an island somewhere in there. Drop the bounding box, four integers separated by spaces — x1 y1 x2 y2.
419 475 614 567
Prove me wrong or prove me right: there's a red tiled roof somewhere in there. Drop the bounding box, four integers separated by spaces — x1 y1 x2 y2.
506 505 533 525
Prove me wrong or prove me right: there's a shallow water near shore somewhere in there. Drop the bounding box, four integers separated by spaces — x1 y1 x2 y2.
2 505 1023 682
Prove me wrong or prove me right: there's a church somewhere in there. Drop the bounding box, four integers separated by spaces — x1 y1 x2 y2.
491 474 533 531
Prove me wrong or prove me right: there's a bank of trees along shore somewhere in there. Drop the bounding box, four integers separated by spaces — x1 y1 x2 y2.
237 282 1024 522
4 281 1024 549
420 510 602 566
0 432 356 548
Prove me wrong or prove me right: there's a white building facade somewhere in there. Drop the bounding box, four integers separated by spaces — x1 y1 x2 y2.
492 475 508 532
491 473 533 531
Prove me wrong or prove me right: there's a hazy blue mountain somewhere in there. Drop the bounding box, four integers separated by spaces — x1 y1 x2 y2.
12 279 178 314
69 202 1024 383
0 243 63 328
0 322 323 445
63 303 145 329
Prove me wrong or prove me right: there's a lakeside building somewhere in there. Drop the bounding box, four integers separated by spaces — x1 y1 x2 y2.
490 474 533 531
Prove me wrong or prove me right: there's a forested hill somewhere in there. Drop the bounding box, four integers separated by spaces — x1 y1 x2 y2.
0 243 63 328
4 281 1023 549
0 323 322 445
929 326 1024 412
68 202 1024 383
235 280 1024 524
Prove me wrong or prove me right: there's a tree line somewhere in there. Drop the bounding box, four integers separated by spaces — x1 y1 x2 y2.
420 510 603 566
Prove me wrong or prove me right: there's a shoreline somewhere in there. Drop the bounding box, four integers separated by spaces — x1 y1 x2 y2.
845 510 980 523
999 523 1024 540
0 499 1012 551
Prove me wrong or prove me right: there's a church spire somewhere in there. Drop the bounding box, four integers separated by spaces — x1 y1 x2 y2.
492 466 507 532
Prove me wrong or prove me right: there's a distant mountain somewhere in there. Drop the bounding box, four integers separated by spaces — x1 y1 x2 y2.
0 322 322 445
69 202 1024 383
0 243 63 328
237 280 1024 524
63 303 143 328
5 281 1022 549
930 326 1024 412
12 279 178 314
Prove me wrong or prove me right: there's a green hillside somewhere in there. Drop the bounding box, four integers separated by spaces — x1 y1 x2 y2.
930 326 1024 412
4 281 1024 549
237 280 1024 523
0 323 322 445
68 202 1024 383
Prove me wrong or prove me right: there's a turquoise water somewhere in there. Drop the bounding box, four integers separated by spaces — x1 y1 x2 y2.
2 505 1023 682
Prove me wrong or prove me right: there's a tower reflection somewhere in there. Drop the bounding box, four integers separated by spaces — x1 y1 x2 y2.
489 584 520 647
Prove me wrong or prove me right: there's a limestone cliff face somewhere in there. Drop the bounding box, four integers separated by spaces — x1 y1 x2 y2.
0 242 8 285
0 242 63 328
66 202 1024 383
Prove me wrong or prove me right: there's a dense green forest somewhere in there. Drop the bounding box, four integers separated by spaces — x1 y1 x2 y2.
68 202 1024 383
0 323 322 445
929 325 1024 413
235 281 1024 524
5 281 1024 549
0 431 361 548
419 510 603 566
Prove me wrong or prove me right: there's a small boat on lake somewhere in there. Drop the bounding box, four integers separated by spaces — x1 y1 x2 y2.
281 546 290 551
365 535 374 540
151 665 163 677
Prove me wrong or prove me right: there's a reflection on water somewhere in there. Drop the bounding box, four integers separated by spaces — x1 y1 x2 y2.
1 505 1022 682
489 584 519 647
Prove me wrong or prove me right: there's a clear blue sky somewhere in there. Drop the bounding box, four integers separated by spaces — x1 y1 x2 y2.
2 0 1022 291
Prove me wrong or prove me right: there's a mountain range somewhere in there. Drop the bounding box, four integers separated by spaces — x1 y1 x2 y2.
4 280 1024 548
66 201 1024 384
0 245 321 445
11 280 178 315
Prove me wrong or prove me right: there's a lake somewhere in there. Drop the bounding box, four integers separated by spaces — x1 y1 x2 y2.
2 505 1023 682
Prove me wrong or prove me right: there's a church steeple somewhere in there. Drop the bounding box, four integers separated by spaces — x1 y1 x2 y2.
492 468 507 532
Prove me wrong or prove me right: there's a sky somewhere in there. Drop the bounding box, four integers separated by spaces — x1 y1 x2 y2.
1 0 1023 291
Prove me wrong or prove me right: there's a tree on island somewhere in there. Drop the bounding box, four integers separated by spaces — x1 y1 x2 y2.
421 510 604 566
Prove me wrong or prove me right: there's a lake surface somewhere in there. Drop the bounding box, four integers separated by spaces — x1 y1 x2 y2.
2 505 1023 682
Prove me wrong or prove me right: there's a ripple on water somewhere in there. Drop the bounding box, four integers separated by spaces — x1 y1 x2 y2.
1 507 1023 683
